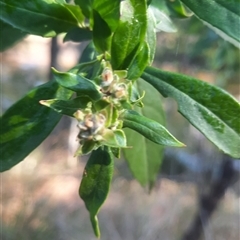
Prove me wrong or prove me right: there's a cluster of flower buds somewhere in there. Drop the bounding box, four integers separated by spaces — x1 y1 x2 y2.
73 61 134 155
100 65 128 103
74 110 106 142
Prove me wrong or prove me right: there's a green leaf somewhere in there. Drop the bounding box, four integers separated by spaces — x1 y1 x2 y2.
145 7 157 64
111 147 120 158
93 0 120 32
40 96 91 117
82 140 96 155
55 0 66 3
127 41 150 80
123 79 166 189
166 0 192 18
63 27 92 42
70 42 102 80
125 3 158 80
129 84 144 106
63 3 85 24
0 81 73 172
0 20 27 51
92 9 112 53
75 0 120 31
79 147 114 238
52 68 102 101
0 0 83 37
122 110 185 147
148 0 177 32
111 0 147 70
94 99 109 112
180 0 240 48
79 41 98 63
69 59 102 81
74 0 93 18
102 129 127 148
142 67 240 158
100 104 118 128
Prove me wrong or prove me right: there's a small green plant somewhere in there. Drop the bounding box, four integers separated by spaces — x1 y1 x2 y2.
1 0 239 237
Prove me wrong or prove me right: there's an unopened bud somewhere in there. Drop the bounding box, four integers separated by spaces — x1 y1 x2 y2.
101 68 113 87
74 110 84 121
112 84 127 99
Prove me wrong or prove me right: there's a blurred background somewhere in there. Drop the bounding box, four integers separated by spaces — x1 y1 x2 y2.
1 16 240 240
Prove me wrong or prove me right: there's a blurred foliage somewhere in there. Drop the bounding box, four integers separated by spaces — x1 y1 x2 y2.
155 16 240 87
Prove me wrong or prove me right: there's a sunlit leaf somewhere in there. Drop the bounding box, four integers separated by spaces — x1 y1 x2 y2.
0 0 83 37
180 0 240 48
127 41 150 81
74 0 93 18
145 7 156 64
122 110 185 147
111 0 147 70
142 67 240 158
166 0 192 18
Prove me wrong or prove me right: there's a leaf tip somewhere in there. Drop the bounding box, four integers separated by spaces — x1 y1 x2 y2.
39 100 48 106
51 67 58 74
176 141 186 148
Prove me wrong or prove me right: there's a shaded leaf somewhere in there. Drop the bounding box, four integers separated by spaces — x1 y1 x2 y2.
40 96 91 117
52 68 102 100
64 27 92 42
82 140 96 155
79 41 98 63
111 147 120 158
0 19 27 51
94 99 109 112
92 9 112 53
142 67 240 158
123 79 166 189
0 0 83 37
70 42 102 80
102 129 127 148
79 147 114 238
93 0 120 32
180 0 240 48
0 81 72 172
69 59 102 81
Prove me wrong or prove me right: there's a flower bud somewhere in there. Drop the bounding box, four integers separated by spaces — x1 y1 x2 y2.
101 68 114 87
